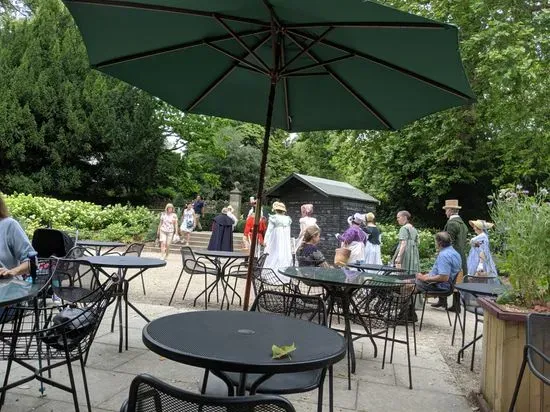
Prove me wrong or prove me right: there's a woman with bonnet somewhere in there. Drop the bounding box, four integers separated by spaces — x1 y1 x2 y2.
296 204 318 249
364 212 382 265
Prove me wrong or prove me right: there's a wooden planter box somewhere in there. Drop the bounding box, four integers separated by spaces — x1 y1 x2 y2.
478 298 549 412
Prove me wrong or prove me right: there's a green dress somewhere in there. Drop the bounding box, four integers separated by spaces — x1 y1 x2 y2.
393 225 420 275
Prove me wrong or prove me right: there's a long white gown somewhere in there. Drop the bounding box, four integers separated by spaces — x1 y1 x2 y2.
264 214 293 282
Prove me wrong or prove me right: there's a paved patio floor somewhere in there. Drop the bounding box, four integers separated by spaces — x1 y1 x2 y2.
1 251 482 411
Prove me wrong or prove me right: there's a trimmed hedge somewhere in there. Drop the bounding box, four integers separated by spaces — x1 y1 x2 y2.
4 193 156 243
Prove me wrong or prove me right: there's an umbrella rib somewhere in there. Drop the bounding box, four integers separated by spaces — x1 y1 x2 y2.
65 0 270 27
279 27 334 73
289 29 473 101
205 42 269 75
281 54 354 76
187 34 271 112
286 32 394 130
215 16 271 72
280 36 291 130
94 28 269 69
285 22 446 29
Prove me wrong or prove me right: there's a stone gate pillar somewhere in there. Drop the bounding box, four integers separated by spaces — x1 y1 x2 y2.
229 182 242 218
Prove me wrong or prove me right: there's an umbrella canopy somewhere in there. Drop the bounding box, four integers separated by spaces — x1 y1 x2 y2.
64 0 475 309
64 0 474 132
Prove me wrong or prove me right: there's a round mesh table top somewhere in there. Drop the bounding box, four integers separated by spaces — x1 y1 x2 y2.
455 282 508 297
77 240 127 248
79 255 166 269
143 311 346 374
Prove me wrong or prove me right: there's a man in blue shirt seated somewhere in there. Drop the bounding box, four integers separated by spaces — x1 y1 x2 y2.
416 231 462 293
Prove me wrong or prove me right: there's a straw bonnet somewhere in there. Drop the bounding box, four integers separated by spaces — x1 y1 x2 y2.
249 196 256 205
272 201 287 213
365 212 375 222
469 219 494 230
442 199 462 210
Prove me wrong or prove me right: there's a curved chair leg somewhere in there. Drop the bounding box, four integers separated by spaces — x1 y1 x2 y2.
508 348 528 412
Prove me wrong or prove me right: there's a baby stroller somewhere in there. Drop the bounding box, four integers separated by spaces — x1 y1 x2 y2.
31 228 76 284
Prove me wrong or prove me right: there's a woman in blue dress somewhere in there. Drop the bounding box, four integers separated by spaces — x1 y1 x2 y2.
466 220 498 278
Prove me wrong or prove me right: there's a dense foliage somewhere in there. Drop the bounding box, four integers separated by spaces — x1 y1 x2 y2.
3 192 156 242
0 0 548 230
491 188 550 308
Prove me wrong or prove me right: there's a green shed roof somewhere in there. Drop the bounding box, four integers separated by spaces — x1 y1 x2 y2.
267 173 379 204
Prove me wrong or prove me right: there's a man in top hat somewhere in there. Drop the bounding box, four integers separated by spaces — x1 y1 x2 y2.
432 199 469 309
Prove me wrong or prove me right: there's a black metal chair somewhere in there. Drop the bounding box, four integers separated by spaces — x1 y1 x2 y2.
418 270 462 331
51 257 103 304
509 313 550 412
226 253 268 306
0 268 115 412
202 291 330 412
451 275 495 371
353 280 417 389
121 373 296 412
168 246 218 308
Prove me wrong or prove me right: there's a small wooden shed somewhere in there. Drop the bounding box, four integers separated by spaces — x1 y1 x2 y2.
266 173 380 261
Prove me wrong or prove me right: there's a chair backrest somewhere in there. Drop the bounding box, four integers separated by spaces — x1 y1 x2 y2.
252 267 289 296
32 228 75 258
124 243 145 257
251 290 327 325
123 374 296 412
526 313 550 384
51 258 102 301
65 245 93 259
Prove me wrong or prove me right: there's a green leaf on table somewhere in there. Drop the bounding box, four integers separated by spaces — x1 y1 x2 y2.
272 343 296 359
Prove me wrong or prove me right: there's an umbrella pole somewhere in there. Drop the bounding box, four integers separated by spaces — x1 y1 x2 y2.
243 79 277 310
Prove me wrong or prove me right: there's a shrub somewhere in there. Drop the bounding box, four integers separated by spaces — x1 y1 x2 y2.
491 187 550 307
3 193 156 243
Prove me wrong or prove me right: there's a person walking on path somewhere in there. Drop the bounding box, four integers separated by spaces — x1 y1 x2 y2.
337 213 367 265
391 210 420 275
296 204 318 249
180 203 196 246
432 199 469 309
157 203 178 260
207 208 234 252
263 201 293 282
192 195 205 231
364 212 382 265
467 219 498 278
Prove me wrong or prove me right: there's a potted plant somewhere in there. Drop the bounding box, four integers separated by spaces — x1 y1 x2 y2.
477 186 550 412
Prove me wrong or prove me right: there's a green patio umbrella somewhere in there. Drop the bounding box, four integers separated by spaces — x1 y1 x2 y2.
63 0 475 309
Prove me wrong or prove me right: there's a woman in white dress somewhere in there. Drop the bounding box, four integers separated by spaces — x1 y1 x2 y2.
364 212 383 265
467 219 498 278
296 204 318 249
180 203 195 246
226 205 238 229
264 201 293 282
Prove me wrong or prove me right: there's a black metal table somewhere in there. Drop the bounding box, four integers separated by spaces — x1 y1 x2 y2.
454 282 507 368
77 240 127 255
0 278 46 307
279 266 413 389
346 263 406 275
79 255 166 352
143 311 346 397
192 249 249 309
